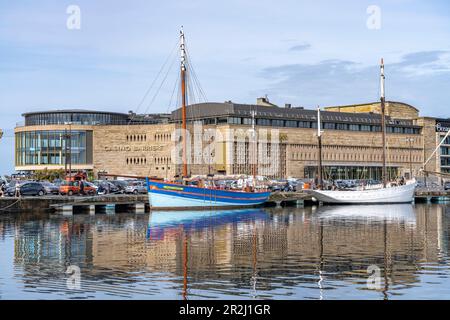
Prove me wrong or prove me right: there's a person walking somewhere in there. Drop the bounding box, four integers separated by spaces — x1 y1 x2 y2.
79 180 85 196
15 182 21 198
0 182 5 197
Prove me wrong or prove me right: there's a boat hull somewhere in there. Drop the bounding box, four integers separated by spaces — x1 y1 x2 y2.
146 179 271 209
307 181 416 204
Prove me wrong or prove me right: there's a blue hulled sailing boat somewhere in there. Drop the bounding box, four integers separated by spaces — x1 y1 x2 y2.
146 28 271 209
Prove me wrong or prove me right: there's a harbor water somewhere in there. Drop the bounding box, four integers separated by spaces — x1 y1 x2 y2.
1 203 450 299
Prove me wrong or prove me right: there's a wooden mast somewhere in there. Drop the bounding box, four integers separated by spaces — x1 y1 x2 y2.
251 109 257 189
317 106 323 190
180 27 188 178
380 58 387 188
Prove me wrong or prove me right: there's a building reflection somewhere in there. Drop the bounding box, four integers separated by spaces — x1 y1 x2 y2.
9 204 450 298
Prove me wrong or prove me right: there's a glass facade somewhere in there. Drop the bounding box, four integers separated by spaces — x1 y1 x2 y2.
194 117 422 134
24 112 128 126
304 166 399 181
15 130 93 167
439 130 450 172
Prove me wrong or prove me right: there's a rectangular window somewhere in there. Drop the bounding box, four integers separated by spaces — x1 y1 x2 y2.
227 117 241 125
272 119 284 127
257 119 271 126
298 121 311 128
242 118 252 125
285 120 297 127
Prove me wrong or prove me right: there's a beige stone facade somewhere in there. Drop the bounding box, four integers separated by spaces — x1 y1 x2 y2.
14 102 447 180
325 101 420 120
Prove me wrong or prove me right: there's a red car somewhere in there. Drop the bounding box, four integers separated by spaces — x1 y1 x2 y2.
59 180 96 196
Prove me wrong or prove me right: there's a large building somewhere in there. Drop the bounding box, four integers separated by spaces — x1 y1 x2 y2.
14 98 449 181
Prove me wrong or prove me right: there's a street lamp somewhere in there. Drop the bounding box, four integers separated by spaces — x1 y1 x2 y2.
64 122 73 179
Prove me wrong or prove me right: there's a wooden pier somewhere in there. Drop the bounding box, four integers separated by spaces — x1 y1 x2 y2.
0 194 148 214
0 190 448 215
414 189 450 203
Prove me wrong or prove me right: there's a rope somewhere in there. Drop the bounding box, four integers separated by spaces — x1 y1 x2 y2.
127 39 179 127
423 128 450 169
0 198 21 211
142 55 178 116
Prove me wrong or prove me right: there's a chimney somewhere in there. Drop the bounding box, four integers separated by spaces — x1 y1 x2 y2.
285 103 291 109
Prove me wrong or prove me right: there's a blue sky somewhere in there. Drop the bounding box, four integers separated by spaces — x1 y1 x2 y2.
0 0 450 174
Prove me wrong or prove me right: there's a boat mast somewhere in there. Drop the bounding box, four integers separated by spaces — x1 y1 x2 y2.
380 59 387 188
180 27 188 178
251 109 257 187
317 106 323 190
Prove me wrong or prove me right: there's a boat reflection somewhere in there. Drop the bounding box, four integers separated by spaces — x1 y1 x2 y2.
316 204 416 225
146 209 267 240
147 209 267 300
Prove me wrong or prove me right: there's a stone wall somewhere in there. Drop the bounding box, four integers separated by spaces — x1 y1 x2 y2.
325 101 419 120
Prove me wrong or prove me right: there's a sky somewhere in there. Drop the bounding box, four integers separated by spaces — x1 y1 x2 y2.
0 0 450 174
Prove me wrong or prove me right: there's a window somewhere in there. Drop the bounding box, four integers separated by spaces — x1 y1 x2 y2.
228 117 241 125
285 120 297 127
272 119 284 127
257 119 271 126
15 130 92 167
299 121 311 128
243 118 252 125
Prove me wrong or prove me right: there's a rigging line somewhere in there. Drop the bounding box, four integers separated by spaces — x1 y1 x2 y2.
127 39 179 127
191 62 207 103
167 71 180 114
423 128 450 168
184 41 207 128
186 69 199 122
186 58 202 104
188 57 207 103
185 42 208 102
142 53 179 116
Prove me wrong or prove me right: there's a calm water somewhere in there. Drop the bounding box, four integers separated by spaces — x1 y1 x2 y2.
1 204 450 300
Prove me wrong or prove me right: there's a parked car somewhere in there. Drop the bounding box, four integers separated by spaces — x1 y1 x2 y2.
110 180 128 193
445 182 450 191
5 180 28 196
84 181 98 193
40 181 60 195
97 181 121 195
59 180 80 196
59 180 96 196
125 181 148 194
7 182 45 196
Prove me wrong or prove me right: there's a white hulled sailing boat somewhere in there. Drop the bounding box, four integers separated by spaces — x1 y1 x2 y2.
308 59 416 204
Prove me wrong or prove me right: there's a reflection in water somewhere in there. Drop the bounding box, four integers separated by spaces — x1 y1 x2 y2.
316 204 416 224
0 204 450 299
